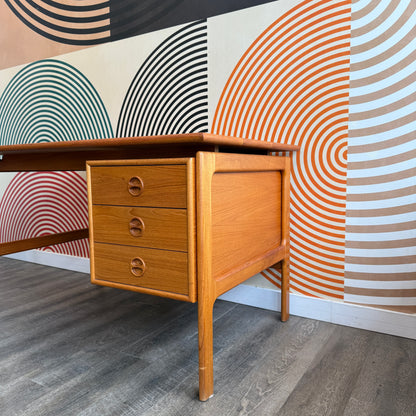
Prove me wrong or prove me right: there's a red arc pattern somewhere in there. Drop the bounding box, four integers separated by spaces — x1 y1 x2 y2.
0 171 89 257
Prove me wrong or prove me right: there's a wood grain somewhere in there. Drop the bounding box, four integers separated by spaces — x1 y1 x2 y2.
211 170 281 280
196 151 217 401
0 133 300 155
197 151 291 317
87 151 292 401
92 205 188 252
195 151 291 400
87 157 197 303
93 242 190 298
0 134 299 172
0 229 88 255
89 164 187 208
280 156 291 322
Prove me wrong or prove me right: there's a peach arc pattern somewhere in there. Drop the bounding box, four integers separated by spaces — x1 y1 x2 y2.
345 0 416 312
4 0 111 44
212 0 352 299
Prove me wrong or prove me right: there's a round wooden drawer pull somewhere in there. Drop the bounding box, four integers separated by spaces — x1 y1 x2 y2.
128 176 144 196
130 257 146 277
129 217 145 237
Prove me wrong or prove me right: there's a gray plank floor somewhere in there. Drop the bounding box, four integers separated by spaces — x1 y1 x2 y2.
1 257 415 416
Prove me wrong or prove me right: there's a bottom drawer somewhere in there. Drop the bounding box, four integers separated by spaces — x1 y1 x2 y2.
92 243 189 296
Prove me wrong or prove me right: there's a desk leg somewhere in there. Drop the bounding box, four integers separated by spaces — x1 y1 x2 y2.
196 151 216 401
281 257 290 322
198 297 215 401
281 156 291 322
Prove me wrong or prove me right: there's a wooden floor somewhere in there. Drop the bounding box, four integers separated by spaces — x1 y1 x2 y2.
1 257 415 416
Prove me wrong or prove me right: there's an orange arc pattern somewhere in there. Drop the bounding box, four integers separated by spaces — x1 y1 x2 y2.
212 0 352 299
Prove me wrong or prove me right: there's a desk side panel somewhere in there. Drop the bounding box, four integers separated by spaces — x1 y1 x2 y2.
196 152 288 297
211 170 282 282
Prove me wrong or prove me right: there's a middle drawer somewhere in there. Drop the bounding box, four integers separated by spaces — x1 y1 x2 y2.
92 205 188 252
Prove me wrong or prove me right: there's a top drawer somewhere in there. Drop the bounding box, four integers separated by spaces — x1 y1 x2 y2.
88 164 187 208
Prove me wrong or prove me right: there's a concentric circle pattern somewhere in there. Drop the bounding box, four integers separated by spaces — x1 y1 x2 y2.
0 59 113 145
5 0 186 45
5 0 111 45
212 0 352 299
0 171 89 257
345 0 416 312
117 20 208 137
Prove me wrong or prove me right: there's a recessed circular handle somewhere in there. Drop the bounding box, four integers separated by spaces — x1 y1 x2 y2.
129 217 145 237
130 257 146 277
128 176 144 196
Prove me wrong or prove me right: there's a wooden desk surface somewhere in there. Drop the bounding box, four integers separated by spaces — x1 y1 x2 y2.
0 133 299 171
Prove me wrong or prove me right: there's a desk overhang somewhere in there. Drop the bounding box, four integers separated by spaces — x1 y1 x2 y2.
0 133 299 171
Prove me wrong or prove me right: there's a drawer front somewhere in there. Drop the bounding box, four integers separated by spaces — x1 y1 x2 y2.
89 165 187 208
93 243 189 295
91 205 188 251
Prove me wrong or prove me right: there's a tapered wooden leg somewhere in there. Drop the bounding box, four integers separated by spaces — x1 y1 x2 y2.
280 156 291 322
198 298 215 401
281 258 290 322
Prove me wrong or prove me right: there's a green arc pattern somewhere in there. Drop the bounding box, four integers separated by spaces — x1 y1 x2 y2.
0 60 113 145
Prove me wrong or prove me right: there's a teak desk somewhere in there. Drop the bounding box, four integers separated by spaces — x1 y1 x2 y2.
0 134 298 401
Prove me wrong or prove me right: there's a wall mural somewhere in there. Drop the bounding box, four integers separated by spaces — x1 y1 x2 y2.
4 0 112 45
212 0 351 300
0 171 89 257
0 59 113 145
344 0 416 313
3 0 275 45
0 0 414 313
0 59 112 256
117 20 208 137
0 0 276 69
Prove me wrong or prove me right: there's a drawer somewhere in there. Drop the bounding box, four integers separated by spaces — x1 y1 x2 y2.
91 205 188 251
92 243 189 295
89 164 187 208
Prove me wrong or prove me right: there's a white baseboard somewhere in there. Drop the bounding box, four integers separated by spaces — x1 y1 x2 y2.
219 284 416 340
6 250 416 340
6 250 90 274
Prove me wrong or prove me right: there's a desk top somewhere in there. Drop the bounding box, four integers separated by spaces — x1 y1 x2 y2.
0 133 298 171
0 133 298 153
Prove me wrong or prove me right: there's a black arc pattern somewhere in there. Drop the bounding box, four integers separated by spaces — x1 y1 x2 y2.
5 0 274 45
117 20 208 137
